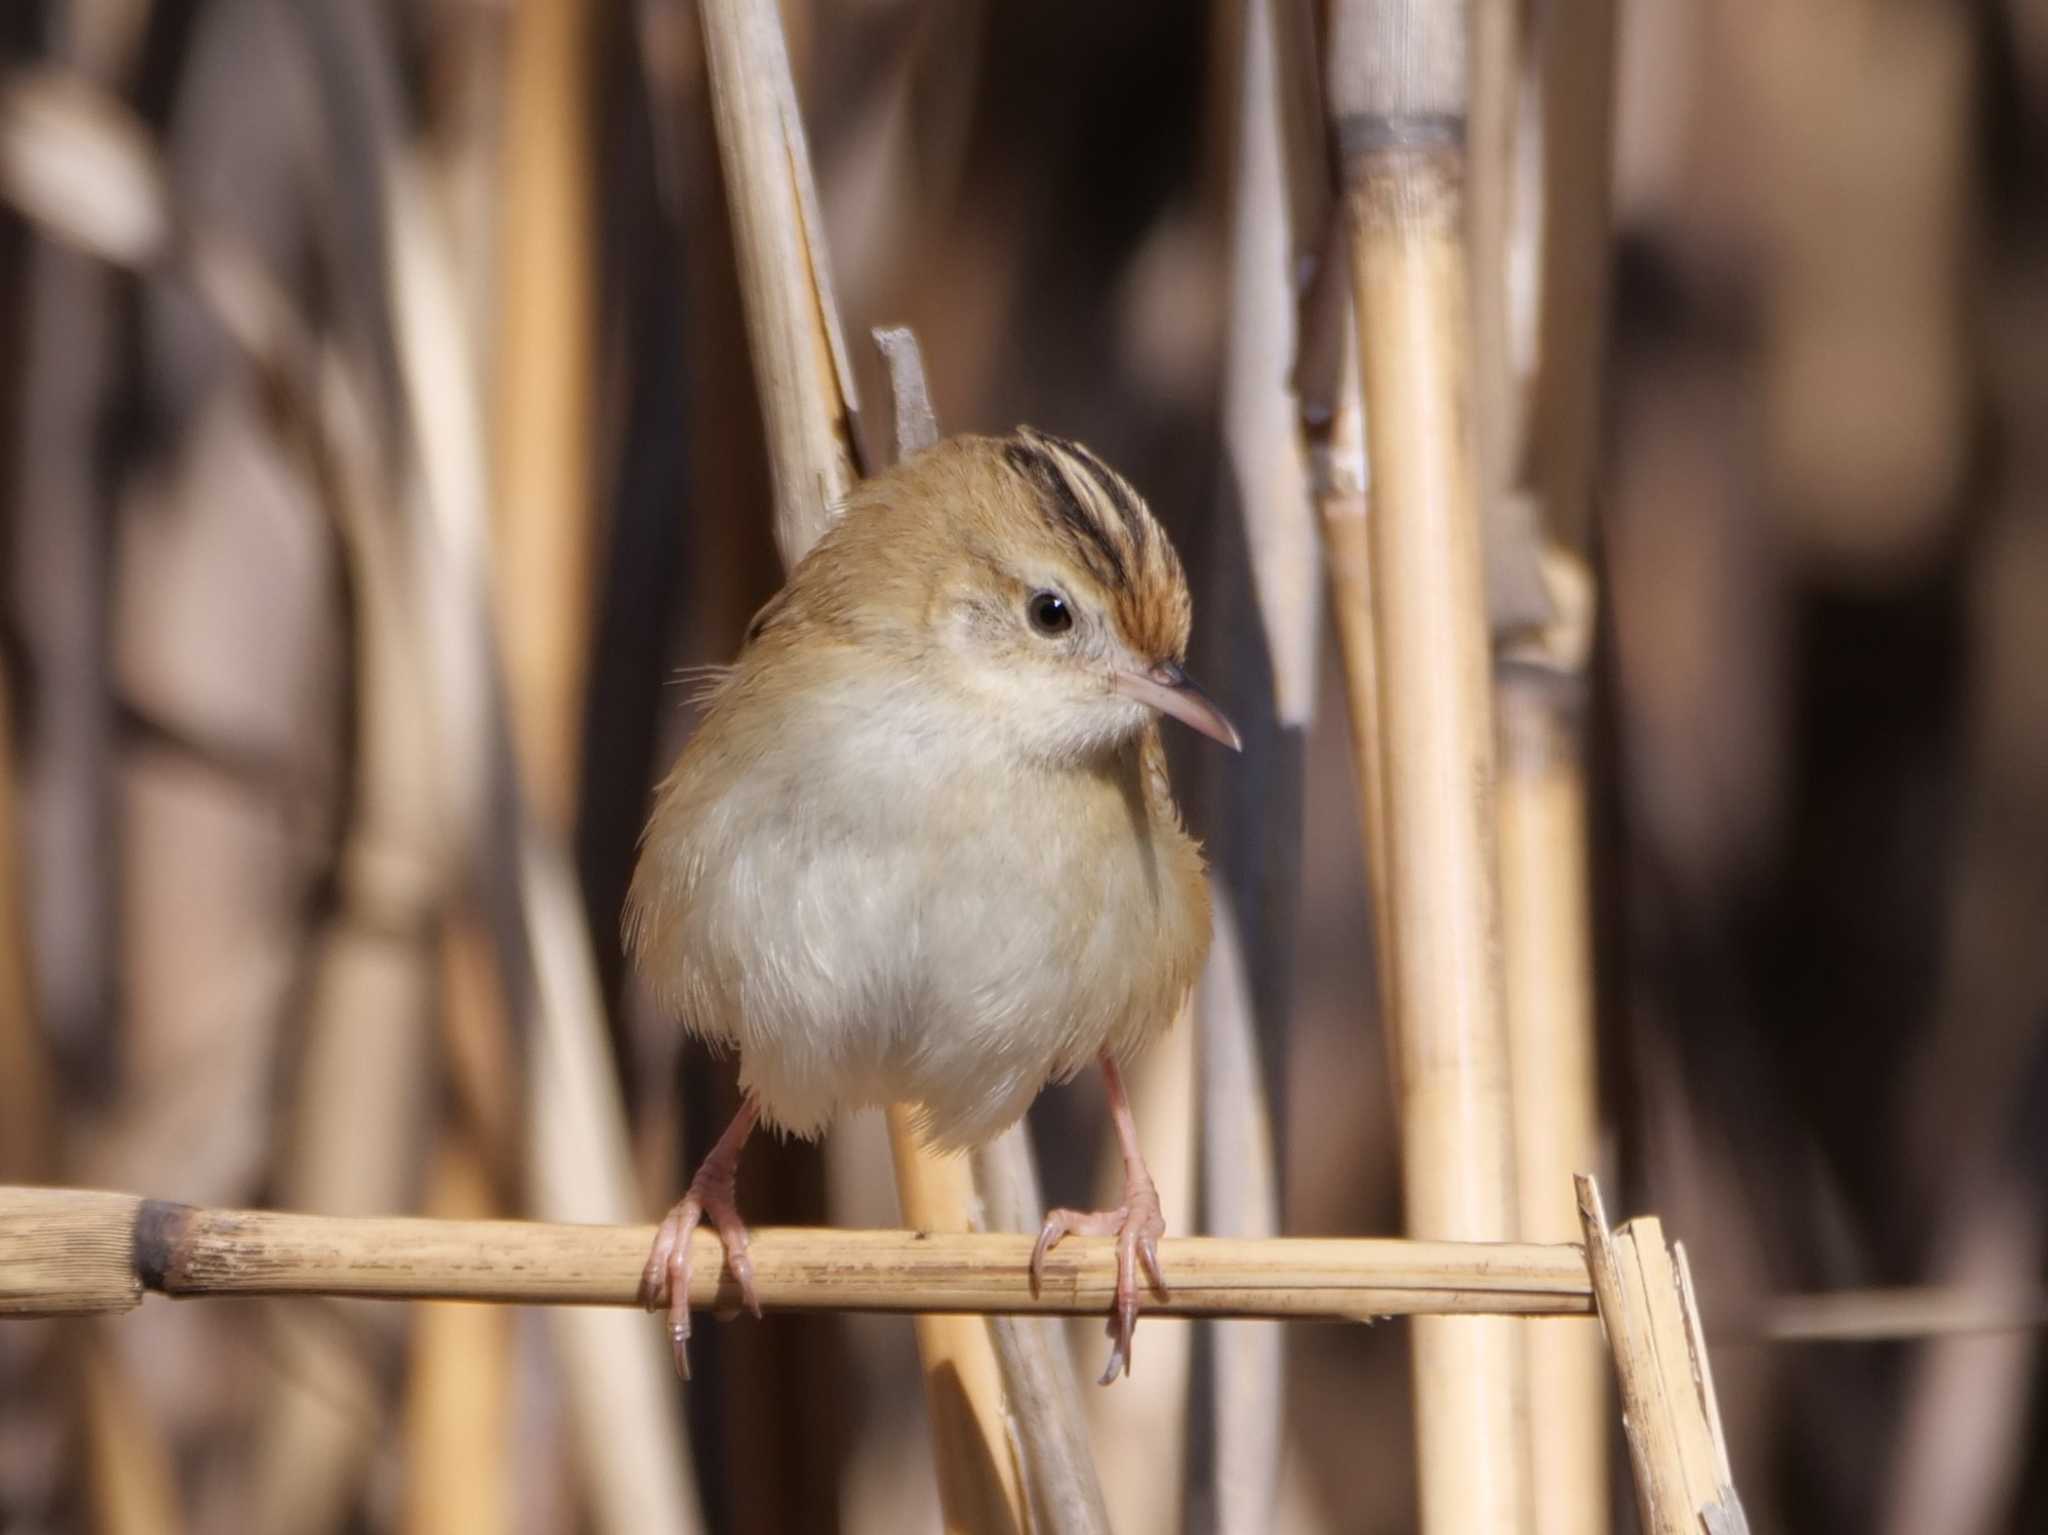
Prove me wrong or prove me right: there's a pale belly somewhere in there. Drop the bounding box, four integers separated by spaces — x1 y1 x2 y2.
692 772 1195 1148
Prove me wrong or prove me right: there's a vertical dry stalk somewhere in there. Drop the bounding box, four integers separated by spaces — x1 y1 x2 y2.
1466 0 1549 633
1327 3 1532 1531
1497 630 1605 1535
401 1139 511 1535
886 1134 1029 1532
696 0 860 567
971 1127 1113 1535
0 663 49 1184
402 19 523 1532
494 0 597 828
1502 4 1621 1527
1466 0 1520 502
1311 331 1397 1008
694 7 1022 1526
78 1330 185 1535
404 894 524 1535
1195 891 1285 1531
1202 0 1329 1520
1525 0 1619 558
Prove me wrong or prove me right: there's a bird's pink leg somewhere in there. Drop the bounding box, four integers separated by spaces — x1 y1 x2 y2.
639 1097 761 1379
1030 1054 1170 1384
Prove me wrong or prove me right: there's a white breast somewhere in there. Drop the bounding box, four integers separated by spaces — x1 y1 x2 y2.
641 676 1196 1148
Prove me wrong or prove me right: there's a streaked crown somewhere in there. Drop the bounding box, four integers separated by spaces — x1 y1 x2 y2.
994 427 1192 665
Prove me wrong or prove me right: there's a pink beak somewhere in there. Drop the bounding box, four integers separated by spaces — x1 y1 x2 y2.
1113 661 1243 752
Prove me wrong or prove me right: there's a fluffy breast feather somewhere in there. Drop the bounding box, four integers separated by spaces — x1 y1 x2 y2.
625 652 1209 1148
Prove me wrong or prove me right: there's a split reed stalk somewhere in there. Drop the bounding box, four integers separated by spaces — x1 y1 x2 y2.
694 3 1023 1525
1328 3 1533 1530
1575 1178 1750 1535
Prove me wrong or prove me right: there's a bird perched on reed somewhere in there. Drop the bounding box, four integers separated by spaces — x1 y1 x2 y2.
627 427 1238 1382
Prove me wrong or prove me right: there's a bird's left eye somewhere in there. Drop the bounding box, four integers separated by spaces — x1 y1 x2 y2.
1026 590 1073 636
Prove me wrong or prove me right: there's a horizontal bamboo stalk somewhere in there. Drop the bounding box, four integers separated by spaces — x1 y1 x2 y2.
1 1187 1594 1322
1746 1288 2048 1344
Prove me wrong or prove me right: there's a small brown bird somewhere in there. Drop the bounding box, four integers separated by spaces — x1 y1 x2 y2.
627 427 1238 1383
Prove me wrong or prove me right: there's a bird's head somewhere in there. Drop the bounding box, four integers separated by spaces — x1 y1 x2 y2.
790 428 1241 766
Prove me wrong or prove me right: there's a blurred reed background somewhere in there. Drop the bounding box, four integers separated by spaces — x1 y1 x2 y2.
3 1 2047 1532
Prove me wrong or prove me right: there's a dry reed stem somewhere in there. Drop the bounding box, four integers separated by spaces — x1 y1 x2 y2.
1749 1288 2048 1344
886 1120 1030 1532
1329 3 1533 1528
1498 618 1606 1535
253 229 441 1535
697 0 861 566
0 1186 1596 1320
874 324 940 461
1199 892 1286 1531
467 4 708 1527
1575 1176 1750 1535
78 1328 185 1535
388 100 708 1535
972 1129 1114 1535
1467 0 1551 634
1206 8 1335 1518
1309 331 1396 1018
1504 1 1622 1520
1526 0 1619 558
401 1138 513 1535
0 663 50 1185
385 71 707 1535
494 0 597 828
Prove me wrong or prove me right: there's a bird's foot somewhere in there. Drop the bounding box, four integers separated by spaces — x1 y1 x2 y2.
1030 1170 1170 1385
639 1147 760 1380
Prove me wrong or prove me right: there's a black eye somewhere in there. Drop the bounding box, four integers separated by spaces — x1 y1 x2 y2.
1026 590 1073 636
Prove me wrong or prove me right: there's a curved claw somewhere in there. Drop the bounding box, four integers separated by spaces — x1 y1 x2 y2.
1098 1320 1131 1386
640 1163 760 1379
640 1196 705 1379
726 1242 763 1321
1033 1177 1169 1386
1137 1228 1170 1302
1029 1221 1062 1295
